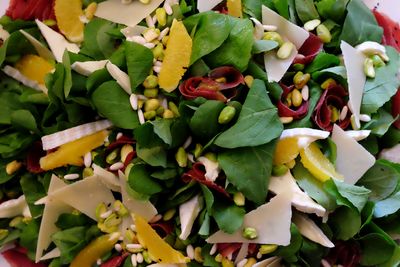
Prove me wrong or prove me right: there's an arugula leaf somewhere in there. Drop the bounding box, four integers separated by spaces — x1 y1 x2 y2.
218 140 276 205
205 17 254 72
212 200 245 234
358 233 396 266
11 109 39 135
215 79 283 148
294 0 320 23
91 81 139 129
134 123 167 167
128 164 163 196
125 42 154 90
339 0 383 46
361 46 400 114
190 100 225 142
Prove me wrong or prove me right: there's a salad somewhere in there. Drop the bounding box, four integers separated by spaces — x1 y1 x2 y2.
0 0 400 266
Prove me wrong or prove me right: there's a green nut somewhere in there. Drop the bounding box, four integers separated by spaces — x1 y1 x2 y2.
370 54 386 68
168 101 180 117
272 164 288 176
291 89 303 108
218 106 236 124
153 43 165 60
292 63 304 71
263 31 283 46
106 149 119 164
143 75 159 89
144 88 159 98
0 229 9 240
259 244 278 254
163 208 176 221
162 109 175 119
156 106 165 116
9 216 23 227
293 71 310 89
144 98 160 112
316 24 332 43
95 202 107 222
242 227 258 240
364 58 376 78
144 110 157 120
114 200 129 217
277 42 295 59
104 213 122 228
175 147 188 168
330 105 340 122
142 250 153 264
233 192 245 206
156 8 167 26
193 143 203 159
83 167 94 178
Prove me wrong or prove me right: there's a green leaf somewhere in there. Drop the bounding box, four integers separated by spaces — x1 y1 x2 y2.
359 233 396 266
91 81 139 129
62 50 72 98
361 46 400 114
20 174 46 218
363 109 397 137
200 184 214 214
125 41 154 90
215 79 283 148
10 109 39 134
312 66 347 85
304 53 340 73
328 206 361 240
339 0 383 46
19 218 40 259
294 0 320 23
358 160 400 201
274 224 303 262
315 0 348 23
189 100 225 142
379 245 400 267
205 17 254 71
218 140 276 205
128 164 163 196
0 30 35 66
252 40 279 54
374 191 400 218
55 213 94 230
212 201 245 234
331 179 371 212
0 131 36 158
151 119 173 146
0 91 25 125
134 123 167 167
242 0 262 20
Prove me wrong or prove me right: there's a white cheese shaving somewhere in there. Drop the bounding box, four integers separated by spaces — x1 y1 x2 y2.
197 157 220 182
95 0 164 27
269 171 326 217
118 170 157 221
51 175 115 220
0 195 30 218
197 0 223 12
379 144 400 163
35 19 80 63
262 5 309 82
280 128 330 140
147 264 183 267
340 41 367 129
344 130 371 141
19 30 55 61
40 248 61 261
332 124 375 185
121 25 147 39
106 62 132 94
253 256 281 267
206 193 292 245
292 212 334 248
2 65 47 93
179 194 202 240
71 60 109 76
35 175 71 263
235 243 249 264
41 120 112 150
93 164 121 192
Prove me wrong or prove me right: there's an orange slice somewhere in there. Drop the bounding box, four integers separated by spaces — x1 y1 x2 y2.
159 19 192 92
227 0 243 18
14 54 54 85
40 130 108 171
54 0 85 43
299 142 344 182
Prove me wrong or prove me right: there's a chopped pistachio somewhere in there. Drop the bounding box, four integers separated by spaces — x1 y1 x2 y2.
6 160 22 175
277 42 295 59
163 208 176 221
272 164 288 176
316 24 332 43
144 110 157 120
175 147 188 168
259 244 278 254
244 75 254 87
143 75 158 89
144 88 159 98
233 192 245 206
156 8 167 26
242 227 258 240
291 89 303 107
218 106 236 124
144 99 160 112
162 109 175 119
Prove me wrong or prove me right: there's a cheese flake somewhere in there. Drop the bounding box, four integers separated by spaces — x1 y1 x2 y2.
379 144 400 164
3 65 47 93
40 248 61 261
106 62 132 94
253 256 281 267
179 194 202 240
340 41 367 129
20 30 55 61
51 175 115 220
71 60 109 76
262 5 309 82
332 124 375 185
197 0 223 12
206 193 292 245
95 0 164 27
93 164 121 192
0 195 29 218
269 171 326 217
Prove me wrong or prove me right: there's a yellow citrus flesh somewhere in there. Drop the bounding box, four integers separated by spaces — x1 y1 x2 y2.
14 54 54 85
299 142 343 182
70 233 120 267
273 137 302 165
134 214 189 264
54 0 84 43
40 130 108 171
159 19 192 92
227 0 243 18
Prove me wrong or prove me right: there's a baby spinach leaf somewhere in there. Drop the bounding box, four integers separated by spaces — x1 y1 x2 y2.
190 100 225 142
125 42 154 90
328 206 361 240
315 0 348 23
212 201 245 234
242 0 262 20
91 81 139 129
305 53 340 73
273 0 290 19
0 91 25 125
185 12 232 64
10 109 39 134
20 174 46 218
358 233 396 266
312 66 347 85
274 224 303 262
252 40 279 54
62 50 72 98
339 0 383 46
363 109 397 137
361 46 400 114
0 131 36 158
294 0 320 23
128 164 163 196
151 119 173 146
379 245 400 267
215 79 283 148
374 191 400 218
134 123 167 167
0 30 35 66
205 17 254 72
329 179 371 212
218 140 277 205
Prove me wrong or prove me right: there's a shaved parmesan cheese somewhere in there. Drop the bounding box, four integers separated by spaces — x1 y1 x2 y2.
93 164 121 192
35 20 80 63
197 0 223 12
235 243 249 264
292 212 334 248
95 0 164 27
197 157 220 182
121 26 147 39
51 175 115 220
344 130 371 141
19 30 54 60
41 120 112 150
379 144 400 163
35 175 71 263
253 256 281 267
269 171 326 217
2 65 47 93
40 248 61 261
262 5 309 82
340 41 367 129
179 194 202 240
0 195 29 218
332 124 375 185
206 193 292 245
106 62 132 94
280 128 330 140
71 60 108 76
118 171 157 221
147 264 182 267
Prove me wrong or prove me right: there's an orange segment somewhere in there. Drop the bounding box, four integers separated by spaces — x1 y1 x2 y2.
227 0 243 18
54 0 84 43
134 214 189 264
274 137 302 165
159 19 192 92
299 142 344 182
40 130 108 171
14 54 54 85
